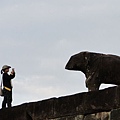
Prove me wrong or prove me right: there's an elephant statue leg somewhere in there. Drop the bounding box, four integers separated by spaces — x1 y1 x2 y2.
86 77 100 91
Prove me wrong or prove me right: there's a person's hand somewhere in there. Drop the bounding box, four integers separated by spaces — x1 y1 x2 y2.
12 68 15 73
11 68 15 75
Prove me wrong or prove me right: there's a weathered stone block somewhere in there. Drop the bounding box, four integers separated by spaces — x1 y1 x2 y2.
26 98 55 119
110 108 120 120
84 112 110 120
0 86 120 120
0 103 28 120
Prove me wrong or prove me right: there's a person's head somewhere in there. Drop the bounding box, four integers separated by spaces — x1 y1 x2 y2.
1 65 11 74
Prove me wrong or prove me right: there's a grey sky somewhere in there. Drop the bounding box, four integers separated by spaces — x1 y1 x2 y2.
0 0 119 107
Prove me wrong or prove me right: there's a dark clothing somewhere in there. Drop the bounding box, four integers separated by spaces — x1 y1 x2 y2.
2 89 12 108
2 73 15 89
2 72 15 108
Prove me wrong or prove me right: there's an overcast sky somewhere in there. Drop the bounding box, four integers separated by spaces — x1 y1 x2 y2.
0 0 120 108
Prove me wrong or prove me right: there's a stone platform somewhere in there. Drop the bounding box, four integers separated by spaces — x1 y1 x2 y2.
0 86 120 120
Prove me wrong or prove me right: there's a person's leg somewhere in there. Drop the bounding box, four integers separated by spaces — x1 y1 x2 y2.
2 89 7 108
7 91 12 108
2 96 7 108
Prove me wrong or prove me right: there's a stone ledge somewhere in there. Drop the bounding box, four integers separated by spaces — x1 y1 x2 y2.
111 108 120 120
0 86 120 120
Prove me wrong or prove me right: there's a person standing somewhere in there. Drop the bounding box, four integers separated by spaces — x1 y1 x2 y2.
1 65 15 108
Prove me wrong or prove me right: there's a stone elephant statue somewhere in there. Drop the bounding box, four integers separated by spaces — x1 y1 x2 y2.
65 51 120 91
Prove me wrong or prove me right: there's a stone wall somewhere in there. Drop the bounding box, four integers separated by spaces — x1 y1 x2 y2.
0 86 120 120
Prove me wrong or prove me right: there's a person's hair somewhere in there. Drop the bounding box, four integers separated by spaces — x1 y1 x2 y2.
1 70 3 74
1 69 6 74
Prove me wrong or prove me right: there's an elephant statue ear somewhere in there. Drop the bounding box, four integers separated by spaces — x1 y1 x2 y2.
83 51 90 66
84 51 101 66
